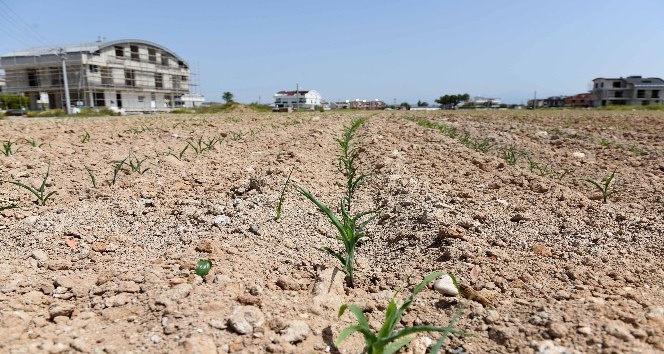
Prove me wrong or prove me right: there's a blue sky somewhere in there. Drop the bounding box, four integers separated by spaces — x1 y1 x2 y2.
1 0 663 104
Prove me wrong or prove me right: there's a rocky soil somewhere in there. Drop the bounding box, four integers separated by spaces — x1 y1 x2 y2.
1 110 663 354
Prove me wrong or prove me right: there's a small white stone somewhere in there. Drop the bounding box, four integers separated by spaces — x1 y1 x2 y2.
433 275 458 296
213 215 230 225
150 334 161 343
572 151 585 158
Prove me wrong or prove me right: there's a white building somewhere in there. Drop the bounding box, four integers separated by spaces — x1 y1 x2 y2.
0 39 192 113
274 89 322 110
179 93 205 108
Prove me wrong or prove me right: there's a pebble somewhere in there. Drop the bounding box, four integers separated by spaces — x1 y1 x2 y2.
227 306 265 335
531 244 552 257
180 335 217 354
577 326 592 335
548 322 568 338
604 322 634 341
213 215 230 226
249 225 261 235
48 303 75 319
485 310 500 324
433 274 459 296
535 340 578 354
572 152 585 159
118 281 141 293
150 334 161 343
439 225 466 240
31 250 49 263
281 320 310 343
23 216 39 227
276 277 300 291
47 260 72 271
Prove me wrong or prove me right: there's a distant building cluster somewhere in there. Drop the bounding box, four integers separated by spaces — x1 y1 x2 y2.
272 90 387 111
529 76 664 108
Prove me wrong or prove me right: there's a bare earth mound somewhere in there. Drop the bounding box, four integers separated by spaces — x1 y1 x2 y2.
1 110 663 353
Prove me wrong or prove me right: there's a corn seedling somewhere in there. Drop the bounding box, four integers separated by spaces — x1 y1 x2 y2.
625 144 647 156
124 125 153 134
166 144 189 161
1 165 57 205
585 170 620 203
299 187 377 287
337 117 368 212
195 259 212 276
502 146 518 165
592 136 611 147
336 272 466 354
128 154 150 174
229 131 244 141
554 168 574 181
111 155 130 185
2 140 18 156
85 166 97 188
79 130 91 143
275 167 293 221
24 138 45 148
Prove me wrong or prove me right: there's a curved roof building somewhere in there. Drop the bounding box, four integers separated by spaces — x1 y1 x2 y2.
0 39 192 112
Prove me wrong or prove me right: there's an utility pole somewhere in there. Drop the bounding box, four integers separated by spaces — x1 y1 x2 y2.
296 83 299 111
533 90 537 109
59 48 72 114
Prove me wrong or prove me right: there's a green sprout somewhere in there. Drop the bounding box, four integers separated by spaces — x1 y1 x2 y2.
502 146 518 165
275 167 294 221
2 140 18 156
336 272 466 354
24 138 45 148
85 166 97 188
585 170 620 203
337 117 368 212
1 164 57 206
299 187 377 288
80 130 91 143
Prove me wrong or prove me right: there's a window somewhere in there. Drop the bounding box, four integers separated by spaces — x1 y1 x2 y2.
101 67 112 85
601 82 604 88
594 83 598 89
155 73 163 89
115 46 124 57
27 69 39 87
138 96 145 103
130 45 140 61
148 48 156 63
181 75 188 82
125 69 136 87
612 81 621 88
652 90 660 99
161 56 170 66
89 65 99 73
172 76 180 90
93 92 105 107
637 90 645 98
614 91 623 98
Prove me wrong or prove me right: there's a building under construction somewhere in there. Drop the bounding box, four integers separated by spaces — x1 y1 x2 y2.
0 38 197 112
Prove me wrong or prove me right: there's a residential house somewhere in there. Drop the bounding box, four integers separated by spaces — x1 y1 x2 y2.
0 39 192 112
461 96 502 108
565 93 590 107
273 90 322 110
0 75 5 93
544 96 567 108
348 99 386 110
589 76 664 107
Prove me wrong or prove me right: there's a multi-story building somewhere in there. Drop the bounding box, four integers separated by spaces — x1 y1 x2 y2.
0 39 192 112
0 75 5 93
565 93 590 107
273 90 322 110
589 76 664 107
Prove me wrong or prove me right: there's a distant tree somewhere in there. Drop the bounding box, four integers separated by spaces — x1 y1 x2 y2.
222 91 235 104
0 94 29 109
435 93 470 108
399 102 411 110
417 100 429 107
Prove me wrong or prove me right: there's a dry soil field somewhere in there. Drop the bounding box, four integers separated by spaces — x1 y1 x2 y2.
1 110 663 354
